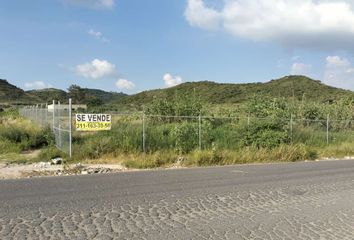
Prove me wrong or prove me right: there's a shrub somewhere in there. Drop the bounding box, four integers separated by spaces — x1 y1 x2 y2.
241 119 289 148
0 118 54 152
73 136 114 160
0 138 21 154
37 146 66 161
171 122 198 154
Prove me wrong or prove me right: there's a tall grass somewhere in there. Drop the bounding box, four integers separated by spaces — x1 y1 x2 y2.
6 106 354 168
0 114 54 155
70 116 354 165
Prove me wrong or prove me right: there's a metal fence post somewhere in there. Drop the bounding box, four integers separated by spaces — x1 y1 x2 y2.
142 111 146 153
45 103 48 126
198 115 202 150
39 104 42 126
327 114 330 144
35 104 38 123
52 100 55 130
290 114 293 144
58 101 61 148
69 98 72 158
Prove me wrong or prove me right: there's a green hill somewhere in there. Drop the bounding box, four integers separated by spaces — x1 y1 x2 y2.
25 88 126 104
115 75 354 108
0 79 127 105
65 85 127 105
0 79 39 104
80 88 127 103
26 88 68 103
2 75 354 107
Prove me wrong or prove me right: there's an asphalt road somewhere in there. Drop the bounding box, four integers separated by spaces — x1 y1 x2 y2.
2 160 354 239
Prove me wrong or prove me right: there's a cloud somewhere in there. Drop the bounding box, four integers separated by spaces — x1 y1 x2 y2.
24 81 52 90
185 0 221 30
115 79 135 90
291 63 312 75
76 59 117 79
163 73 183 88
324 56 354 89
64 0 114 9
185 0 354 50
88 29 110 43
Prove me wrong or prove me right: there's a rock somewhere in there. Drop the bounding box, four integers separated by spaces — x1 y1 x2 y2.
35 162 51 168
81 170 88 175
51 158 63 165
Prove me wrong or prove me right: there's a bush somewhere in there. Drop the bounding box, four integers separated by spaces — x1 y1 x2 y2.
0 118 54 152
0 138 21 154
241 119 289 148
37 146 66 161
171 122 198 154
73 136 114 160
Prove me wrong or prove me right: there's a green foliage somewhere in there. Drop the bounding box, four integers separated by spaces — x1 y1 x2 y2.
147 92 202 117
37 146 66 161
171 122 199 154
26 88 67 103
72 119 142 160
246 96 290 118
0 79 39 104
87 97 103 108
189 145 224 166
0 139 21 154
68 84 126 106
300 102 326 120
68 85 86 104
184 144 317 166
0 115 54 153
0 108 20 120
241 119 290 148
123 152 177 169
115 75 354 109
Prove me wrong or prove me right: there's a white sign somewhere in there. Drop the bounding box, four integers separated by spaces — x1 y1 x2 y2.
75 114 111 131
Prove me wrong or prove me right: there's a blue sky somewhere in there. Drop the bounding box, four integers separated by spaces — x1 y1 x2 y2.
1 0 354 93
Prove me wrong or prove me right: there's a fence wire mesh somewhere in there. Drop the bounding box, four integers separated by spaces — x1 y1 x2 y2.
19 106 354 157
106 113 354 154
19 100 72 157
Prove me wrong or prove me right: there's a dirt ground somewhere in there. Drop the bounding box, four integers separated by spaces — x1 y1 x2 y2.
0 163 130 180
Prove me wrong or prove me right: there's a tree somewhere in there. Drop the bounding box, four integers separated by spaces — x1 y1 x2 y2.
68 85 85 104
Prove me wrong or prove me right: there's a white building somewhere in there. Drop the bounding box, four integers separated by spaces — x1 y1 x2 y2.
47 104 87 112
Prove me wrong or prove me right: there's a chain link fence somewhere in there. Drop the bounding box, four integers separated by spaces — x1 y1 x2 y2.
19 100 72 157
19 104 354 157
108 113 354 154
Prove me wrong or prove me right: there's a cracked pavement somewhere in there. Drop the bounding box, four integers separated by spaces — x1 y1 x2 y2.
2 160 354 239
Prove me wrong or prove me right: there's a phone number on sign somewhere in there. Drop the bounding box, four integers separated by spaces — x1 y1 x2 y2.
76 122 111 131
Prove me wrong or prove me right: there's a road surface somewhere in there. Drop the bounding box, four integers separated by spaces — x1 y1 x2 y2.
1 160 354 239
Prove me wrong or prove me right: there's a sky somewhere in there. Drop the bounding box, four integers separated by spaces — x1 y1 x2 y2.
2 0 354 93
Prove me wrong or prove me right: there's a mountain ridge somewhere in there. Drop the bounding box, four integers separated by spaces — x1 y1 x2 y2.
114 75 354 108
1 76 354 107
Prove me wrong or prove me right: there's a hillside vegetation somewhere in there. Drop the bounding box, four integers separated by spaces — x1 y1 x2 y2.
26 88 68 103
2 75 354 111
0 79 127 105
115 76 354 109
70 92 354 168
0 79 39 104
5 81 354 168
